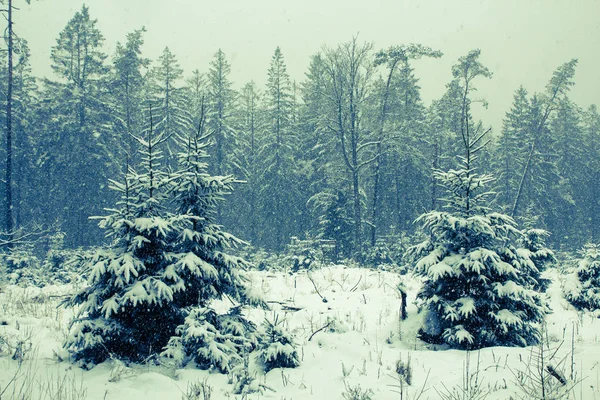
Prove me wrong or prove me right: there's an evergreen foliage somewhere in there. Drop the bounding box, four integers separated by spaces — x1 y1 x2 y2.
319 190 354 260
63 116 263 367
409 160 547 349
162 306 259 373
257 314 300 372
111 28 149 163
4 5 600 261
519 228 555 292
206 49 236 178
563 243 600 312
38 5 115 246
149 47 192 165
260 47 300 251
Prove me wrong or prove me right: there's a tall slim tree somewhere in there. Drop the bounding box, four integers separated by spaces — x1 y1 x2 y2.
261 47 297 251
1 0 33 246
112 28 149 164
207 49 236 178
232 81 264 245
184 69 207 133
494 86 530 210
511 59 578 218
321 37 375 256
299 53 336 237
6 39 36 231
369 44 442 244
42 5 114 246
582 105 600 241
149 47 192 166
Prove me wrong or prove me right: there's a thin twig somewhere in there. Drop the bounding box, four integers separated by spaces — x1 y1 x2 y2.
349 276 362 292
308 321 332 342
306 272 327 302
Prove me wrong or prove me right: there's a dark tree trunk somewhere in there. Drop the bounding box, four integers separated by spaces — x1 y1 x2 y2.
4 0 14 246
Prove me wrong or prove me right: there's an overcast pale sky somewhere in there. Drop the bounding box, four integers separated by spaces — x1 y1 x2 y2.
18 0 600 131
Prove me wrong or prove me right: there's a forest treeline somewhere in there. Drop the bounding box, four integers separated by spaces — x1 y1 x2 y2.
1 5 599 254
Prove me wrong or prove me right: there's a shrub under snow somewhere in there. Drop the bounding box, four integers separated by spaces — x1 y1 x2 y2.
563 243 600 313
257 314 300 372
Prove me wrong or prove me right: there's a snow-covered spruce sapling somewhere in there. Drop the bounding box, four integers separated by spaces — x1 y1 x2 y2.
230 349 274 396
408 160 548 349
63 124 185 365
162 306 260 373
64 117 264 366
563 243 600 313
257 314 300 372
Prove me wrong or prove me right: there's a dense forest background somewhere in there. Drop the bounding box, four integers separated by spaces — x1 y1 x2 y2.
2 5 599 256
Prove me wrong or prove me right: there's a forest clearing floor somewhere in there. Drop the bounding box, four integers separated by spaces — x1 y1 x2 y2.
1 265 599 399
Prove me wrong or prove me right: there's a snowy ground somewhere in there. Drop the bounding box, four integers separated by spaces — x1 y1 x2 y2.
1 265 599 399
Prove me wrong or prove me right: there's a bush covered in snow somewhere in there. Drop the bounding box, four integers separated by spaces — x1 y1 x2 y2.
161 306 259 373
1 239 90 287
257 314 300 372
563 243 600 312
408 161 548 349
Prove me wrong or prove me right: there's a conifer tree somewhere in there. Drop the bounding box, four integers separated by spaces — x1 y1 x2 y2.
299 54 338 237
40 5 114 246
207 49 236 178
160 119 266 372
0 38 36 231
409 50 546 349
261 47 299 251
231 81 264 245
582 105 600 241
409 161 547 348
64 110 180 364
112 28 149 164
511 59 578 220
494 86 530 210
519 228 555 292
319 190 353 260
184 69 207 133
150 47 192 165
64 108 263 366
564 243 600 313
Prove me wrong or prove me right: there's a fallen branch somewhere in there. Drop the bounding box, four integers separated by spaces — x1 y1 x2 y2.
266 300 303 312
281 305 304 312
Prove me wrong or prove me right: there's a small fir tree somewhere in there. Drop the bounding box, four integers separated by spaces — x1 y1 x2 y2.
257 314 300 372
409 50 547 349
408 160 547 349
319 190 353 261
563 243 600 312
64 119 182 365
64 113 263 367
